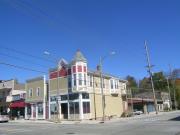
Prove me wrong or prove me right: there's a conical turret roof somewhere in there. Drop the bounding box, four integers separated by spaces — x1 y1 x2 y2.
72 50 87 63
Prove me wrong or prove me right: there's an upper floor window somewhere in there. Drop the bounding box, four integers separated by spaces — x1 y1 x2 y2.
29 89 33 97
82 93 89 99
73 74 76 86
110 80 114 89
90 75 93 87
103 79 105 88
78 73 82 85
117 81 119 89
78 65 82 72
68 77 72 88
84 74 87 85
36 87 40 96
115 81 117 89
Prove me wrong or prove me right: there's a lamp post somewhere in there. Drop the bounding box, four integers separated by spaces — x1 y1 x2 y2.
44 51 61 122
99 51 115 122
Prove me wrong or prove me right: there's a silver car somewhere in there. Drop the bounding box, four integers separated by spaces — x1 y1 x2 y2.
0 114 9 122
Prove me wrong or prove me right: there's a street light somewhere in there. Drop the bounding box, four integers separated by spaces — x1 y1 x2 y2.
99 51 116 122
43 51 61 122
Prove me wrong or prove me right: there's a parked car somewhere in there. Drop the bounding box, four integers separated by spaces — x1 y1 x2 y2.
0 113 9 122
133 110 143 115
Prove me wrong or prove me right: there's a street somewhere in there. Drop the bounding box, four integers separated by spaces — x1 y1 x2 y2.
0 111 180 135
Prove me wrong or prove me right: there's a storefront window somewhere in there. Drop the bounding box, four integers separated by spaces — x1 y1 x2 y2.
69 102 79 114
50 103 57 115
37 103 43 115
27 105 31 115
83 102 90 114
50 96 57 102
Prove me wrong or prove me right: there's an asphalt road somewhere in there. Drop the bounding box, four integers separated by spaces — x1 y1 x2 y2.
0 111 180 135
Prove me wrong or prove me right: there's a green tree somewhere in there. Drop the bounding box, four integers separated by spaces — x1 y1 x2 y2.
152 72 167 91
139 77 151 90
126 75 138 88
125 75 139 94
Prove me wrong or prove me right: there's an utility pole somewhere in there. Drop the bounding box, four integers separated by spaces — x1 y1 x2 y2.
100 56 105 122
169 65 177 110
166 77 172 110
130 88 134 115
144 41 158 114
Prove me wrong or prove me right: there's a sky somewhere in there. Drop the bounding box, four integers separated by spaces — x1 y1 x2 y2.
0 0 179 82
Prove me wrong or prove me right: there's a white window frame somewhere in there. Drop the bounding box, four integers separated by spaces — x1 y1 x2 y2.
36 87 40 97
29 89 33 97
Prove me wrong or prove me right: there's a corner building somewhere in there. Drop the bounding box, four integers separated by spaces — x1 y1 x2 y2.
49 50 128 120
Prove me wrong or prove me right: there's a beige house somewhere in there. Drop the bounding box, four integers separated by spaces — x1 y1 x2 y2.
25 76 48 120
0 79 25 116
49 50 128 120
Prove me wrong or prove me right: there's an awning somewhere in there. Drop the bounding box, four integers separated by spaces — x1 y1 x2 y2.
10 101 26 108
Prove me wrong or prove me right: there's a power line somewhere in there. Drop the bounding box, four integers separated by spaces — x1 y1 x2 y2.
0 46 55 63
0 61 46 74
0 52 50 68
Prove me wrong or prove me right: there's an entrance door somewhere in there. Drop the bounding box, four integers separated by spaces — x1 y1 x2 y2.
61 103 68 119
33 105 36 118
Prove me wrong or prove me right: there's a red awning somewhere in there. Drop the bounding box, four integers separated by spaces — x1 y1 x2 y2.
10 101 26 108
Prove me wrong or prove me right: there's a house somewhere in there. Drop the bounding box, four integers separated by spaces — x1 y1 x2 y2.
25 76 48 120
0 79 25 118
48 50 128 121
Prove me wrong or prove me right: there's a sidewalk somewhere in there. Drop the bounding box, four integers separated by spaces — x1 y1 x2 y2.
10 110 180 125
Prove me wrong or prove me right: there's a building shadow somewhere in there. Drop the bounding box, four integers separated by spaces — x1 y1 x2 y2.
169 116 180 121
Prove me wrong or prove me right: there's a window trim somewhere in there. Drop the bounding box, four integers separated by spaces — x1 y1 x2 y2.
36 87 40 97
29 88 33 98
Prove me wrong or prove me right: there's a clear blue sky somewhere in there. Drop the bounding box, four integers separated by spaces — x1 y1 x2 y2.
0 0 179 82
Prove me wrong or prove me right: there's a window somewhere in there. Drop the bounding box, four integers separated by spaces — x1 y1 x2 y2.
29 89 33 97
103 79 105 88
78 73 82 85
68 77 72 88
61 95 68 101
78 65 82 72
84 66 87 72
27 105 31 115
82 93 89 99
69 93 79 100
37 103 43 115
36 87 40 96
84 74 86 85
70 102 79 114
90 75 93 87
115 81 117 89
50 103 57 115
110 80 114 89
73 74 76 86
83 102 90 113
73 66 76 73
50 96 57 102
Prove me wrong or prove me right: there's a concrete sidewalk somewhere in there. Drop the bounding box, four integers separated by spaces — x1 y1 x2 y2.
9 110 180 125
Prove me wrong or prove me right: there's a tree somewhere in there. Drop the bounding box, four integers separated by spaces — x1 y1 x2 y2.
126 75 138 88
125 75 139 94
152 72 167 91
139 77 151 90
